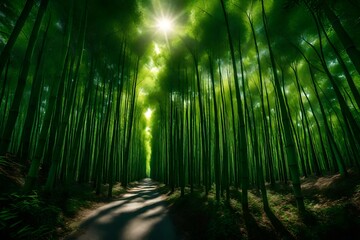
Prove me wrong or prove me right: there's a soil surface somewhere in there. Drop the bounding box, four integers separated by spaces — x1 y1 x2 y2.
66 179 178 240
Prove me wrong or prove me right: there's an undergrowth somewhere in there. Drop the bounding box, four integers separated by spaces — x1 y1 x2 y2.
167 189 243 240
0 192 61 239
166 172 360 240
0 154 126 240
0 183 126 239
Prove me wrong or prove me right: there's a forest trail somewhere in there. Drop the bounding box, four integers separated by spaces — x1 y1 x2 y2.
66 179 178 240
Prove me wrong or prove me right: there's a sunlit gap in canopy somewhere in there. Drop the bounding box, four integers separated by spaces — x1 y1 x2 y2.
156 17 173 33
144 108 153 177
149 1 184 49
154 14 175 47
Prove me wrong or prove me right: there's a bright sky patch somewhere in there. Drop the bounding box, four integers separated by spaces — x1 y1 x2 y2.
156 17 173 33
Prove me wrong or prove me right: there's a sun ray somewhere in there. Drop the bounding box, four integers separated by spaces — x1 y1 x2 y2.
156 17 173 33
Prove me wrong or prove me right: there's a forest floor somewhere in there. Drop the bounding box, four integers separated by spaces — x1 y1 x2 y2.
2 155 358 240
165 170 360 240
60 170 360 240
64 179 178 240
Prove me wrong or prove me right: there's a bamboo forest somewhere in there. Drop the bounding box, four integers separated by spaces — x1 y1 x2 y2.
1 0 360 239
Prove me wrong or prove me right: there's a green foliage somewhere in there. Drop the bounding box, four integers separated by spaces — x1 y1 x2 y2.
168 190 242 240
166 175 360 240
1 0 360 237
207 199 241 240
62 198 88 217
0 182 126 239
0 155 25 193
0 192 61 239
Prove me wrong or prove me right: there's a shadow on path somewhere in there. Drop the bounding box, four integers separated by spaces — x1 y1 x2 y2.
66 178 178 240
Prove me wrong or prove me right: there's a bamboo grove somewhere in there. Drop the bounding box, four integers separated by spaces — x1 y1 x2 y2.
0 0 148 196
1 0 360 216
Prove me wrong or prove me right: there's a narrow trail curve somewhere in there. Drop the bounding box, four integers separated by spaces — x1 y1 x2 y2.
67 179 178 240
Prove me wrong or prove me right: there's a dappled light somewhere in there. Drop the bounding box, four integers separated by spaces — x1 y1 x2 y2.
67 179 176 240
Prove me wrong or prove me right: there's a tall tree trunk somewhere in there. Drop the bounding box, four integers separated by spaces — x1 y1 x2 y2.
248 12 275 187
45 5 87 190
23 36 71 192
261 0 305 213
191 53 209 194
292 66 321 176
0 0 36 76
122 57 140 188
0 59 10 109
95 79 113 195
208 54 221 201
323 5 360 75
219 63 230 201
220 0 249 211
319 19 360 110
18 16 51 162
0 0 50 155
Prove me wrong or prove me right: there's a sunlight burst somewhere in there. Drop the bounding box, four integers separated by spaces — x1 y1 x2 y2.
144 108 153 120
156 17 173 33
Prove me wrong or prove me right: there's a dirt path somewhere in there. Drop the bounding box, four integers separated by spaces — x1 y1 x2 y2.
66 179 178 240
